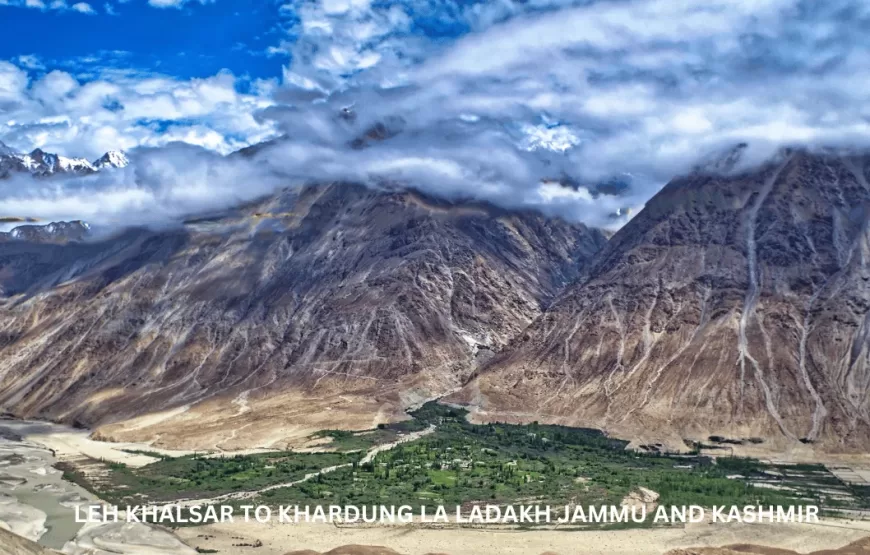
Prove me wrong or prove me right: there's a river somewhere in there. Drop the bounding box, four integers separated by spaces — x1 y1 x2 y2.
0 419 94 549
0 418 199 554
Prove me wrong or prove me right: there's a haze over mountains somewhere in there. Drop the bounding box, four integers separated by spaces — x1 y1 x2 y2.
1 142 869 452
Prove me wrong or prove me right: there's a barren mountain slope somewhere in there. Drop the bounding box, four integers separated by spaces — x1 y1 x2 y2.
0 183 605 449
449 151 870 451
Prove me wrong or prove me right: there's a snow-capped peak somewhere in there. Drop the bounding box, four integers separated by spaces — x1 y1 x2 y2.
0 220 91 244
0 145 127 179
93 150 129 169
58 155 97 173
18 148 96 176
26 148 57 171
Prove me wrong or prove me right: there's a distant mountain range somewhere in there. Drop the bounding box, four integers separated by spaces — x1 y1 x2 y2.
0 141 128 179
0 220 90 244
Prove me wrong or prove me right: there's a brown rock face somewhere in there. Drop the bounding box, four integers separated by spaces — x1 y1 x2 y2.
449 151 870 450
0 183 605 449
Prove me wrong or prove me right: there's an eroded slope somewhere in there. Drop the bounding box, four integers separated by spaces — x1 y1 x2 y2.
0 183 605 449
450 151 870 451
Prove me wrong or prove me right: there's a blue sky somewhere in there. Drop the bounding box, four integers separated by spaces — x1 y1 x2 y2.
1 1 288 81
2 0 870 229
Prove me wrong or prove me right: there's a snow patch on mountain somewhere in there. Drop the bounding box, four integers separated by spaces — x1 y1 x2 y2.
0 145 129 178
0 220 91 243
93 150 129 169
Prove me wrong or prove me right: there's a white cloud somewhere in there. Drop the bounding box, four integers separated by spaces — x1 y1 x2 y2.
147 0 212 8
70 1 95 13
0 64 278 159
0 0 199 8
0 62 29 104
1 0 103 11
4 0 870 231
0 144 287 228
261 0 870 227
15 55 43 71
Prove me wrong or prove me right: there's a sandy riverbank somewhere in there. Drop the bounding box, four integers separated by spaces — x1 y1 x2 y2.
0 527 54 555
176 518 870 555
6 417 870 555
0 420 199 554
0 424 93 548
0 419 196 468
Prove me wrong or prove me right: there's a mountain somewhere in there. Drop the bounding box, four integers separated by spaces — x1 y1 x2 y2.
0 145 128 179
0 183 606 450
448 150 870 451
92 150 129 170
0 220 90 244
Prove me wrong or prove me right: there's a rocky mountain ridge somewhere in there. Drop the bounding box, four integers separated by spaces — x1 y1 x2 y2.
0 182 606 449
449 149 870 451
3 141 870 452
0 141 128 179
0 220 90 244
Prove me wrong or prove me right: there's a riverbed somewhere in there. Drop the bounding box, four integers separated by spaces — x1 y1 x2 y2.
0 419 197 554
0 420 94 549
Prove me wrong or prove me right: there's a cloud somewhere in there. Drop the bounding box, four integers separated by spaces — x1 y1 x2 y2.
0 143 287 228
262 0 870 226
147 0 212 8
2 0 102 11
70 1 94 13
0 0 204 9
0 64 278 159
4 0 870 231
0 62 29 105
0 127 624 231
16 55 44 71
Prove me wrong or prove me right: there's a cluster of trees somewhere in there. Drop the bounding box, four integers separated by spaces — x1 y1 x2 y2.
83 400 842 518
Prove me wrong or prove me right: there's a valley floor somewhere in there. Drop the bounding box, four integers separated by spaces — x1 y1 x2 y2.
176 518 870 555
6 406 870 555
